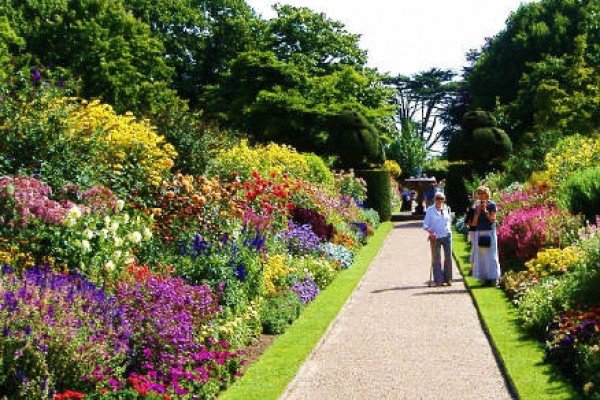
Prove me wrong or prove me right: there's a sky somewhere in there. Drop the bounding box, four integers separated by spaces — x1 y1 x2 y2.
245 0 535 77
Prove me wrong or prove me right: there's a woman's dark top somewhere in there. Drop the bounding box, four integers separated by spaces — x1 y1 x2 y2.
475 200 496 231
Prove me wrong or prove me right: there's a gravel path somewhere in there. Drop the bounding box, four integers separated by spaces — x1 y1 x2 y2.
280 221 514 400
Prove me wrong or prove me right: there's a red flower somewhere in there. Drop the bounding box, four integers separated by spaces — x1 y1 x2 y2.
54 390 85 400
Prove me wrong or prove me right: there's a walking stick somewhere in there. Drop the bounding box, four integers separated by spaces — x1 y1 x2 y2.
428 237 434 287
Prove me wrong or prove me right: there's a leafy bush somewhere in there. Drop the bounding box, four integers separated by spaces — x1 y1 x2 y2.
560 167 600 223
290 255 337 289
537 134 600 190
205 140 311 183
304 153 335 188
259 290 303 334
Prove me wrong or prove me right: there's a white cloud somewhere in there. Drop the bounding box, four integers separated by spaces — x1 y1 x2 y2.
247 0 535 76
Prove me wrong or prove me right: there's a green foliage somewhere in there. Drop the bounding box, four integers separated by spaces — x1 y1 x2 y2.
328 109 385 169
560 167 600 223
304 153 335 188
0 16 23 80
446 163 471 213
448 110 512 173
356 169 391 222
385 124 427 177
502 130 563 184
124 0 257 104
385 68 459 152
461 110 497 131
259 290 303 334
468 0 600 144
1 0 175 115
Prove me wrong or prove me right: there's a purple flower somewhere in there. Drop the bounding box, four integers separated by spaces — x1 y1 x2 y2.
30 68 42 83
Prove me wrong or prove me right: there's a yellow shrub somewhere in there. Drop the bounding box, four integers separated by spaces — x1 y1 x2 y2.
539 135 600 189
207 140 310 182
64 99 177 189
525 246 584 277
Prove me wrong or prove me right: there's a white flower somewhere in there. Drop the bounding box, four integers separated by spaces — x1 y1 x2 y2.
67 206 82 220
142 227 152 240
114 236 123 247
81 239 91 252
104 261 115 272
117 199 125 211
99 229 109 240
122 213 130 223
104 215 111 226
128 231 142 244
113 250 122 260
110 222 120 232
84 229 94 239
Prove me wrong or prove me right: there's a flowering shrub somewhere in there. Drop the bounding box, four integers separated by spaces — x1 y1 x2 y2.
525 246 583 277
495 184 551 223
115 275 243 397
263 253 295 295
546 306 600 396
64 99 177 194
46 207 154 287
206 140 311 183
499 270 541 305
278 222 321 254
0 176 76 228
497 205 582 269
290 276 320 303
320 242 354 269
333 169 367 203
141 174 241 244
290 255 337 289
237 171 297 233
174 232 265 314
289 206 334 241
0 266 131 398
537 134 600 190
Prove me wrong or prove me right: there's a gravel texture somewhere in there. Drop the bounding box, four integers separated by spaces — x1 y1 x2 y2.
280 221 514 400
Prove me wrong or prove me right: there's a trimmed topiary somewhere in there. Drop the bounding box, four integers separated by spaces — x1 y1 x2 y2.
356 169 391 222
327 108 385 169
461 110 497 131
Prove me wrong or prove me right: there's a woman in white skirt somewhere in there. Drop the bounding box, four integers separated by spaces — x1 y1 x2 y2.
469 186 501 285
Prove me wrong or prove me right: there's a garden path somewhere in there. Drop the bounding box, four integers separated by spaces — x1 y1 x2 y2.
280 220 514 399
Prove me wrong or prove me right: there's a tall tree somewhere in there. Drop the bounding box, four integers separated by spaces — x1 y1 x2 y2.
1 0 175 114
124 0 259 106
467 0 600 144
386 68 459 152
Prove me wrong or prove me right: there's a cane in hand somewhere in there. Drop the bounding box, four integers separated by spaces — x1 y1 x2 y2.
427 236 434 287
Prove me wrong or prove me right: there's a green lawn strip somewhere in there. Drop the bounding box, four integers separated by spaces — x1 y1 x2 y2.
220 222 393 400
452 232 580 400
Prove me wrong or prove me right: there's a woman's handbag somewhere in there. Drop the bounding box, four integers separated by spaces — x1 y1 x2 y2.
478 234 491 248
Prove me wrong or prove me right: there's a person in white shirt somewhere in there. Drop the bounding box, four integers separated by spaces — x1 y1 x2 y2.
422 191 453 286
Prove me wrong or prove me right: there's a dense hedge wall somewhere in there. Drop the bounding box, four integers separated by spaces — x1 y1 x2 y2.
357 169 391 222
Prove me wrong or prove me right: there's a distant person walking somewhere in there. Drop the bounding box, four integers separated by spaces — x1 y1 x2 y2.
468 186 501 285
423 192 452 286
